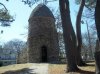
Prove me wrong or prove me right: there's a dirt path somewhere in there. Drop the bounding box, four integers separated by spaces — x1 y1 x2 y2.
29 63 49 74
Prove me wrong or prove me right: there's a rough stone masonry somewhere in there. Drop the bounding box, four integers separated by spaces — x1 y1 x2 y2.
28 4 59 63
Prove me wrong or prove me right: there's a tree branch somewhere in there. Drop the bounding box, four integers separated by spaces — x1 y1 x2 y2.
0 2 8 11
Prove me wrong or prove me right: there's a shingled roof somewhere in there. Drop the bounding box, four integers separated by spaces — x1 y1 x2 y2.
29 4 54 20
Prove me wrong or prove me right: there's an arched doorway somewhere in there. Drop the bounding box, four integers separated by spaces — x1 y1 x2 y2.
41 46 48 62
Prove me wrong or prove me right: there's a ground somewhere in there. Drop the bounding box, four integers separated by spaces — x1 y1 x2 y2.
0 62 95 74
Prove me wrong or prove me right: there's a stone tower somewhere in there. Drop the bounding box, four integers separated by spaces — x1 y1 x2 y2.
28 4 59 63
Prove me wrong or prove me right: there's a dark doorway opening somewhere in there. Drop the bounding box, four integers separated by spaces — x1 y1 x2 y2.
41 46 48 62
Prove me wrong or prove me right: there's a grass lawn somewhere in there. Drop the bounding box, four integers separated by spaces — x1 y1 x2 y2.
0 62 95 74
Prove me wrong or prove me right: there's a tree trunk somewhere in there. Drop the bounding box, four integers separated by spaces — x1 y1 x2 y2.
95 0 100 41
76 0 86 66
59 0 79 72
86 21 93 60
95 1 100 73
95 39 100 74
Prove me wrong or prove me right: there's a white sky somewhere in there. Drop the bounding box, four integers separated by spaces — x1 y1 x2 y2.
0 0 87 44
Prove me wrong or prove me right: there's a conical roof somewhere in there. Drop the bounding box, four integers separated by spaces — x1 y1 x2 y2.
29 4 54 20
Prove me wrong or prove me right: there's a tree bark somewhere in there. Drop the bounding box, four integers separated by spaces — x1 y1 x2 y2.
95 0 100 41
95 51 100 74
59 0 79 72
95 0 100 73
95 39 100 74
76 0 86 66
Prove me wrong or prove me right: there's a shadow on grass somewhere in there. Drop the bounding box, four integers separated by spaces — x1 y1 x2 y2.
2 68 37 74
85 60 95 63
86 63 95 66
77 69 95 74
78 63 95 67
67 70 95 74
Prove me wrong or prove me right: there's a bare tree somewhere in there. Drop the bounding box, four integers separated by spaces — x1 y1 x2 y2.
3 39 26 63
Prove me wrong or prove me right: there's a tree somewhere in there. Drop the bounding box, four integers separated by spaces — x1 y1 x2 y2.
75 0 96 8
22 0 57 6
95 39 100 74
75 0 100 73
0 2 14 27
95 0 100 74
82 23 97 61
59 0 79 72
95 0 100 41
4 39 25 53
86 21 95 60
0 1 14 35
75 0 86 66
59 0 86 67
3 39 26 63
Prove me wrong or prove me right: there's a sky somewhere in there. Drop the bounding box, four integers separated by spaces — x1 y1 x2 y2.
0 0 32 43
0 0 87 44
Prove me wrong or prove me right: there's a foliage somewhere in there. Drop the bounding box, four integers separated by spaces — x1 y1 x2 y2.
21 0 57 6
22 0 40 7
75 0 96 21
0 9 14 27
75 0 96 9
0 2 14 27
